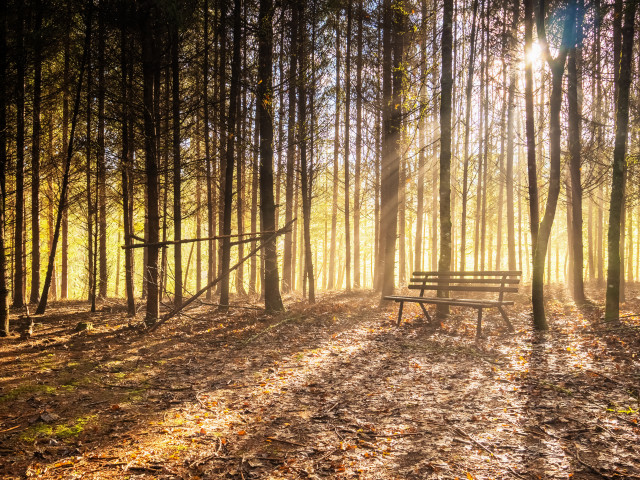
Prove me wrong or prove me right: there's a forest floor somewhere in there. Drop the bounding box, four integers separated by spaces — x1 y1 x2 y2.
1 284 640 480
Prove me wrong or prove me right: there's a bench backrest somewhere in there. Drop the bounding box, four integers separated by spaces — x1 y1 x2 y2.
408 271 521 301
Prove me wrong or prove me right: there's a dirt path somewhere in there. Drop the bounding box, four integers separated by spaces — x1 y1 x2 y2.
1 289 639 479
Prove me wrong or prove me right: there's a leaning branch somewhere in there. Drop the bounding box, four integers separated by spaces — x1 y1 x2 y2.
122 231 277 250
145 219 295 332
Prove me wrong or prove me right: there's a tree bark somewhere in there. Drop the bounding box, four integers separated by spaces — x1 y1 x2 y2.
344 3 352 292
605 0 636 322
328 13 340 291
460 0 478 271
282 2 298 293
219 0 241 311
531 0 575 330
505 0 518 271
354 0 363 287
172 15 182 307
13 5 25 308
437 0 453 317
97 0 107 299
0 0 8 334
142 4 160 325
524 0 539 248
257 0 284 312
120 1 135 316
30 0 43 304
567 0 585 303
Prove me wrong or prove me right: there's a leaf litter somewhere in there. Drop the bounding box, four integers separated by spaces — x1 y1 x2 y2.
0 286 638 479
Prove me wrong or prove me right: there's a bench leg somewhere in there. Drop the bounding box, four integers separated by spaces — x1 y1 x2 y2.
397 302 404 326
419 303 432 323
498 305 515 332
476 308 483 337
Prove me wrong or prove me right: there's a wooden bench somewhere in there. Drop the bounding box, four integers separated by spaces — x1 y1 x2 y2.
384 270 521 336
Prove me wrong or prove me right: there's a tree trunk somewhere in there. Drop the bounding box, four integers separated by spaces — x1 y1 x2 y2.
328 13 340 291
460 0 478 271
354 0 363 287
172 17 182 307
219 0 241 310
61 10 70 300
605 0 636 322
97 0 107 299
0 0 8 334
282 2 298 293
567 0 585 303
380 0 403 299
505 0 518 272
86 7 94 305
30 0 43 304
437 0 453 317
249 103 259 295
531 0 575 329
120 1 135 316
13 5 25 308
524 0 539 248
142 6 159 325
257 0 284 312
344 3 352 292
203 0 214 300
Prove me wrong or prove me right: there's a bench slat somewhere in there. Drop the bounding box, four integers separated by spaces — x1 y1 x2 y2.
412 270 521 277
407 285 519 293
409 277 520 285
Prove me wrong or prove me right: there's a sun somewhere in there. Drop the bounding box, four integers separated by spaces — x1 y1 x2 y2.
525 42 542 65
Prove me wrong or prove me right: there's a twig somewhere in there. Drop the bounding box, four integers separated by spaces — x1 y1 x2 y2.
449 424 528 480
0 424 21 433
266 436 307 447
570 446 617 480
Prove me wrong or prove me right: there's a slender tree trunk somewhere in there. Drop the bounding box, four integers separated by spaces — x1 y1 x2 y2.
61 11 70 300
328 13 340 291
47 116 57 300
344 3 352 291
97 0 107 299
282 3 298 293
605 0 636 322
120 1 135 316
142 6 159 325
567 0 585 303
204 0 215 300
249 104 259 295
524 0 539 248
257 0 284 312
460 0 478 271
13 5 25 308
0 0 9 335
354 0 363 287
380 0 403 299
86 8 94 305
437 0 453 316
219 0 241 311
30 0 43 304
505 0 518 271
172 18 182 307
531 0 575 329
195 76 202 293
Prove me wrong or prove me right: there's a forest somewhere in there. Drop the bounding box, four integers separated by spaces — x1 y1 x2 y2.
0 0 639 477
